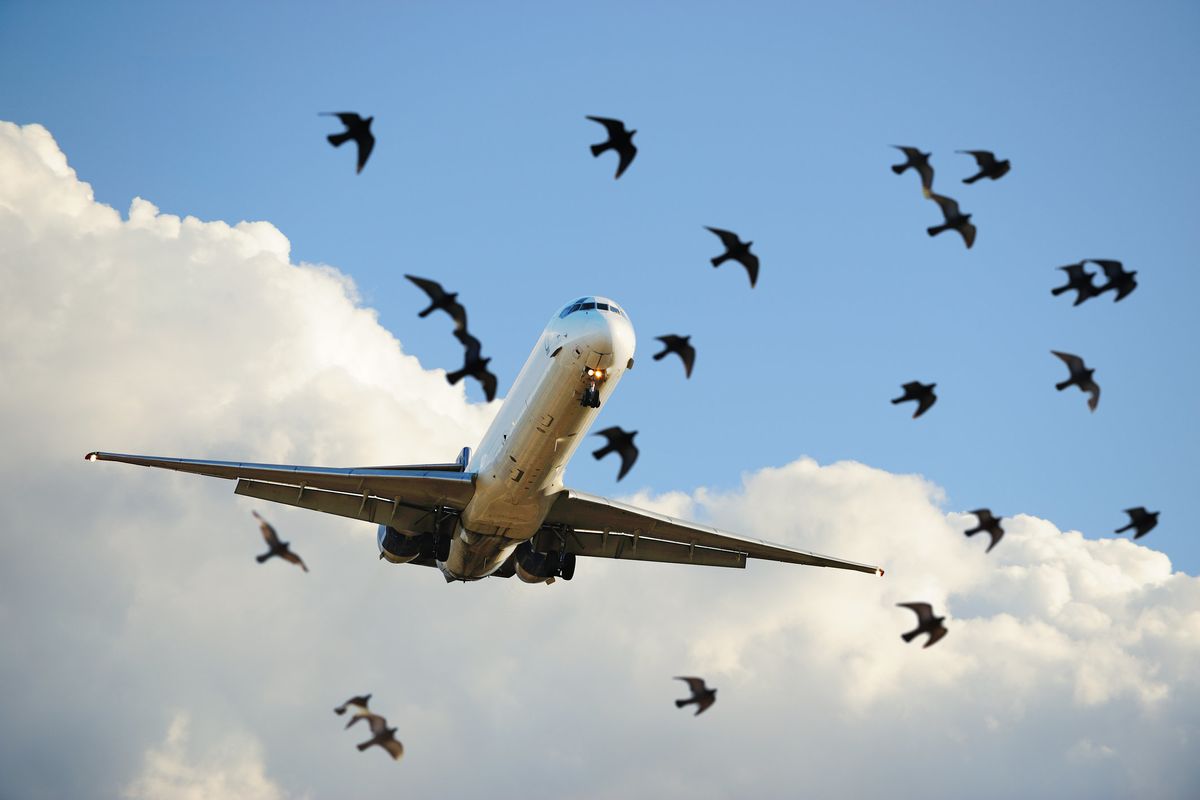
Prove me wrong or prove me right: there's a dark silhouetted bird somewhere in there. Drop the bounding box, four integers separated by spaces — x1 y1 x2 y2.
334 694 372 716
446 328 497 402
964 508 1005 553
891 146 934 196
252 511 308 572
405 274 468 331
1051 261 1099 306
653 335 695 378
347 712 404 760
586 116 637 179
1115 507 1159 539
1051 350 1100 412
592 426 638 481
674 677 717 716
1090 259 1138 302
321 112 375 174
958 150 1010 183
891 381 937 419
926 193 976 248
705 227 759 288
897 602 948 648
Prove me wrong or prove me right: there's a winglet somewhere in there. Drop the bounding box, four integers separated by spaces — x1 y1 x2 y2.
877 567 885 577
84 451 99 462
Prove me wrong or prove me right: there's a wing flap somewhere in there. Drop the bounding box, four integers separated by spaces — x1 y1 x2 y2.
545 489 882 575
532 528 746 569
234 480 439 531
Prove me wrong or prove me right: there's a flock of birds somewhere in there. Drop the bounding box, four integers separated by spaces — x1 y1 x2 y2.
227 113 1172 761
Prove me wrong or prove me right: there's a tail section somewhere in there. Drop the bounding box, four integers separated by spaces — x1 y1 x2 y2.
901 630 918 643
590 143 608 157
963 174 982 185
1051 285 1068 296
927 224 948 237
255 553 271 564
675 699 689 708
710 255 727 268
327 132 352 147
1055 379 1071 391
891 164 906 175
447 369 466 386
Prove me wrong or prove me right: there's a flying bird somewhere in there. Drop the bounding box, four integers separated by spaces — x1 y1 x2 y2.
1051 350 1100 412
674 677 717 716
1115 507 1159 539
891 145 934 195
964 508 1005 553
897 602 948 648
1090 259 1138 302
252 511 308 572
404 274 468 331
592 426 638 481
446 328 498 402
653 335 695 378
1051 261 1099 306
705 226 759 288
320 112 375 174
926 193 976 248
346 712 404 760
958 150 1010 183
334 694 372 716
586 116 637 179
891 381 937 419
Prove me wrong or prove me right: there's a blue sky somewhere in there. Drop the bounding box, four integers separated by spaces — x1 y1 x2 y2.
2 0 1197 572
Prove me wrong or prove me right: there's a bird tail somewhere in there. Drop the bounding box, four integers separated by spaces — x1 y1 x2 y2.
962 174 982 184
1114 524 1132 534
592 444 614 459
675 699 689 708
446 369 466 386
652 351 667 361
1055 379 1071 391
255 553 271 564
590 143 608 157
327 132 352 147
889 396 903 405
891 164 905 175
357 741 372 752
964 527 979 537
927 224 948 237
418 305 435 318
1050 285 1068 296
710 255 727 268
901 631 918 643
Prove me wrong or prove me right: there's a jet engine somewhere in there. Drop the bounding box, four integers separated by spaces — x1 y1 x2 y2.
376 525 424 564
513 541 576 583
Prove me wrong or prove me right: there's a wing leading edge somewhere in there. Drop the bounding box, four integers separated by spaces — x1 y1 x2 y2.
543 488 883 576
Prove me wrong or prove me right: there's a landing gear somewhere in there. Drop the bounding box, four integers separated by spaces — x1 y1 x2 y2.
434 534 451 562
558 551 576 581
580 381 601 408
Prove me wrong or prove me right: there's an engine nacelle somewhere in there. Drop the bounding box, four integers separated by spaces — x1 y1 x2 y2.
376 525 424 564
513 541 576 583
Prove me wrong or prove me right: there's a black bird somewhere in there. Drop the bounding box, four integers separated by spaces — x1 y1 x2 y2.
897 602 948 648
705 227 759 288
653 335 695 378
891 145 934 196
346 712 404 760
1051 350 1100 412
891 381 937 419
252 511 308 572
586 116 637 179
958 150 1010 183
592 426 638 481
964 508 1005 553
320 112 375 174
1090 259 1138 302
1115 507 1159 539
446 328 498 402
404 274 468 331
334 694 372 716
674 677 717 716
1051 261 1099 306
926 193 976 249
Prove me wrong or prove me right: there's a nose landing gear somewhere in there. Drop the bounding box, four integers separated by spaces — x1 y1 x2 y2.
579 367 606 408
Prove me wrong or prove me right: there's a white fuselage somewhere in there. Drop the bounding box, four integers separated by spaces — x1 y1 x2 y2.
440 296 636 580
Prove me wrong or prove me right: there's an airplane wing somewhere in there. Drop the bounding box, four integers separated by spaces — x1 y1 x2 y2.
538 488 883 576
83 451 476 528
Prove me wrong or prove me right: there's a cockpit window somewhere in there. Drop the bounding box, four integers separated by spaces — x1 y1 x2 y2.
560 299 626 318
581 302 596 310
596 302 610 310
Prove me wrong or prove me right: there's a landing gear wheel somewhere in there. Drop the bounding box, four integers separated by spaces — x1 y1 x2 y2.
435 534 451 562
559 552 576 581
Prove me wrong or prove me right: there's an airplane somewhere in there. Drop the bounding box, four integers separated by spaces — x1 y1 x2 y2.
85 296 884 584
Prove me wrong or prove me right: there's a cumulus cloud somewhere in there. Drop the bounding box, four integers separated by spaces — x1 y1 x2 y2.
0 121 1197 800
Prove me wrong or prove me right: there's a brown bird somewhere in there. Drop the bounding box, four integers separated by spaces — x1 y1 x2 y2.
897 602 948 648
334 694 372 716
964 508 1005 553
958 150 1010 183
1115 507 1159 539
891 145 934 195
320 112 375 174
447 328 498 402
705 227 759 288
592 426 638 481
1051 350 1100 412
586 116 637 179
1090 259 1138 302
405 275 468 331
653 335 695 378
252 511 308 572
346 712 404 760
1051 261 1099 306
926 193 976 248
891 381 937 419
674 677 717 716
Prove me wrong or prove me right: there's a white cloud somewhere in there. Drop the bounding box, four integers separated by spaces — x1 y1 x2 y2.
0 121 1197 800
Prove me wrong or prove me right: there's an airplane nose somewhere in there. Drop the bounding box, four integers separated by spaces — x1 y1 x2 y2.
577 312 635 369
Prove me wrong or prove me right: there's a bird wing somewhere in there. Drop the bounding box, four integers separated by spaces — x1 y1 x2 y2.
1112 279 1136 301
1125 507 1147 520
453 328 483 362
915 162 934 193
615 441 639 482
479 369 498 403
900 381 925 395
254 512 281 547
678 342 696 378
614 143 637 179
1089 259 1125 280
540 489 884 575
355 132 375 173
345 710 375 730
1059 263 1092 282
704 226 741 251
586 116 628 138
381 739 405 760
969 508 996 527
1051 350 1086 374
740 252 760 288
367 713 389 736
404 274 446 301
958 150 997 169
694 694 716 715
676 676 709 694
321 112 363 126
593 426 623 444
1085 381 1100 412
959 221 976 249
914 392 936 418
924 626 948 648
892 145 924 161
280 549 309 572
897 602 934 624
928 193 962 220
